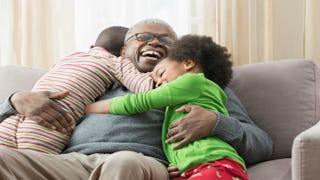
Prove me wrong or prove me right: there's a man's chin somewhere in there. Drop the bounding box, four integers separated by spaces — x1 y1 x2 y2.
139 63 158 73
139 65 155 73
138 57 160 72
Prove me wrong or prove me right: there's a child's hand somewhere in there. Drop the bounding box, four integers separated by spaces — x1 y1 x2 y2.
85 99 112 114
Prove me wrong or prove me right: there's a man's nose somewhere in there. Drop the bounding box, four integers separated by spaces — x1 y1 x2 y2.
147 37 163 47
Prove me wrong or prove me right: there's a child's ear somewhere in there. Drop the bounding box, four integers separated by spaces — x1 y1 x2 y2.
120 46 127 57
184 59 196 71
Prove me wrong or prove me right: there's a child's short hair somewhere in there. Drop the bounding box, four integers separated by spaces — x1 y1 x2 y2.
95 26 129 56
167 35 233 89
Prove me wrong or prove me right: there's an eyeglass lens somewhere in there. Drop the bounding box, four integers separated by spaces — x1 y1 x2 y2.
136 33 173 45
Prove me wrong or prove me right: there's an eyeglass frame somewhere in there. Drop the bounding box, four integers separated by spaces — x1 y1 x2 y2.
124 32 175 46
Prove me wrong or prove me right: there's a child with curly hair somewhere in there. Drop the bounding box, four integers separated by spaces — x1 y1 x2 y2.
85 35 248 180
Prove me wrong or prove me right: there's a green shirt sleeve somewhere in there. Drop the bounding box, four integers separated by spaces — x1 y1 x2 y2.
110 73 204 114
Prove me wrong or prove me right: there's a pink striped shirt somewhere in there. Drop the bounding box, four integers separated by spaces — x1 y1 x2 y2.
33 47 153 122
0 46 154 154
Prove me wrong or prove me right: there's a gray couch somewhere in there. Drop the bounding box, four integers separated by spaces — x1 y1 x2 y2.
0 59 319 180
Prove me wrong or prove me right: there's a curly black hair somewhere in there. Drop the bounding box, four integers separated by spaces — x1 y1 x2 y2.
167 35 233 89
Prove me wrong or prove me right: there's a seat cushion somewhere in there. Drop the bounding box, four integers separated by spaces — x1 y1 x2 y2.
248 158 291 180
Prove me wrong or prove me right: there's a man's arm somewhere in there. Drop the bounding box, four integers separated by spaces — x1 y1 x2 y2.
0 96 18 122
0 91 73 134
166 87 273 165
213 87 273 165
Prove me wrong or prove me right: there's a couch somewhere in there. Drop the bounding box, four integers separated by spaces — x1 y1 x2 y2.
0 59 319 180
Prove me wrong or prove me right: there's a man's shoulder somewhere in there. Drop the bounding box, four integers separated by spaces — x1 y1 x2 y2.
224 87 235 97
98 87 132 101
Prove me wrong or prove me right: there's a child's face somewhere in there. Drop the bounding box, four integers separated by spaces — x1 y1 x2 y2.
151 58 188 87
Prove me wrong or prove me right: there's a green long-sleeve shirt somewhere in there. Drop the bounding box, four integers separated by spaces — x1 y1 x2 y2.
110 73 245 172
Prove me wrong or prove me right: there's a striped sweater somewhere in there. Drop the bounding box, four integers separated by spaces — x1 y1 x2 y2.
33 47 152 121
0 47 153 154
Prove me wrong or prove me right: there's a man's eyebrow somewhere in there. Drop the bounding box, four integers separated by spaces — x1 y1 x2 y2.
144 32 169 37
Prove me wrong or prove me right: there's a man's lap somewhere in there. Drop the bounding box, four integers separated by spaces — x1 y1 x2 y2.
0 147 169 180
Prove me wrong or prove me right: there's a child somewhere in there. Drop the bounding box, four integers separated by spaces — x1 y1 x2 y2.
0 26 152 154
85 35 248 180
92 26 127 56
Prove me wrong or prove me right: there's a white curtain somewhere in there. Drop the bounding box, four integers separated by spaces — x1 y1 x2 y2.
0 0 75 69
1 0 319 68
74 0 192 50
0 0 193 68
201 0 320 65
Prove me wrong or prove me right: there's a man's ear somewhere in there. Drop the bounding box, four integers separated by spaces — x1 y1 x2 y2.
184 59 196 71
120 46 127 57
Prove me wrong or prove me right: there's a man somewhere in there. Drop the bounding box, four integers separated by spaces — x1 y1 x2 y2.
0 19 272 179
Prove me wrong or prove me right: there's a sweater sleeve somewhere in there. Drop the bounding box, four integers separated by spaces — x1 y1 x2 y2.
110 73 203 114
0 95 18 122
112 57 154 93
212 87 273 165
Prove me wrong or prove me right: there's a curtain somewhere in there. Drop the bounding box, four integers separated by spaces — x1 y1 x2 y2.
1 0 319 68
202 0 320 65
0 0 75 69
0 0 192 68
74 0 192 50
304 0 320 62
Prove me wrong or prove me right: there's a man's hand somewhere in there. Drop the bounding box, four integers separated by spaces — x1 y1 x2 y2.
167 166 181 179
166 105 217 149
10 91 73 134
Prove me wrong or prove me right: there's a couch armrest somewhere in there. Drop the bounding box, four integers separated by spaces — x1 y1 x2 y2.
292 121 320 180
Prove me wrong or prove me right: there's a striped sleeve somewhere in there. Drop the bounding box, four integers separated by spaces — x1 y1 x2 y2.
112 57 154 93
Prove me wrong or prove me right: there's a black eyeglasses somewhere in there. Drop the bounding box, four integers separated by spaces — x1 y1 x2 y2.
125 32 174 46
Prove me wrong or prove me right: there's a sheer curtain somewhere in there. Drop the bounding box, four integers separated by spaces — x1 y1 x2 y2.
1 0 319 68
74 0 193 50
201 0 320 65
0 0 75 69
0 0 194 68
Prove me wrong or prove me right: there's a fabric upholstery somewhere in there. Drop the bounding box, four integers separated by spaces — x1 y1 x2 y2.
247 158 291 180
229 59 320 180
229 59 319 159
0 66 46 101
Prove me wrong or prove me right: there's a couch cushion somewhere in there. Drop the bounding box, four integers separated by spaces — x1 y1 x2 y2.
0 66 47 101
229 59 319 159
248 158 291 180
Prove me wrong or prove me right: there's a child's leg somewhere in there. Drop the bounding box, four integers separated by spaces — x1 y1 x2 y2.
0 115 20 148
176 158 248 180
16 118 70 154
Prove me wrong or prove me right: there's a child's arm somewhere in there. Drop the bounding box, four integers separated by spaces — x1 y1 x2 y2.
112 57 154 93
110 74 206 115
85 99 112 114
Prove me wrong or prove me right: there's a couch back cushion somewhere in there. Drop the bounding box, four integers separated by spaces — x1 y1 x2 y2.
228 59 320 159
0 66 47 101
